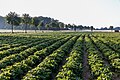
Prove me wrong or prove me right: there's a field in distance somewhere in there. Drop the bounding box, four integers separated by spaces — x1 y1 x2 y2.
0 32 120 80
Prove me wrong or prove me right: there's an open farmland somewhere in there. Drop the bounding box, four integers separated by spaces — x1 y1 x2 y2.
0 32 120 80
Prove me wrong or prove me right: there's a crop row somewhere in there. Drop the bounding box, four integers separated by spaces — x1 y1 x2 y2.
56 36 83 80
0 36 47 51
92 35 120 53
22 36 79 80
0 35 34 46
0 34 60 47
0 35 62 60
0 36 67 70
85 36 112 80
0 36 73 80
90 36 120 73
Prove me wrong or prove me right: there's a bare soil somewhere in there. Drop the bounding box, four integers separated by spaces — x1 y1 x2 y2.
82 36 91 80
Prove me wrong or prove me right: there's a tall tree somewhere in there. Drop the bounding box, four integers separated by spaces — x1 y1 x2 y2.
32 17 40 32
65 24 67 29
67 24 72 29
6 12 21 33
49 22 59 30
78 25 83 30
90 26 94 32
109 26 113 32
67 24 73 30
73 24 77 31
59 22 64 29
38 21 44 30
22 14 31 33
45 24 50 30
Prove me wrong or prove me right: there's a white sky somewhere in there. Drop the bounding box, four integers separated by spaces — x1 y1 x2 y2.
0 0 120 28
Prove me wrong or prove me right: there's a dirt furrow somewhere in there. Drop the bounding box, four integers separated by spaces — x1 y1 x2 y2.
82 35 91 80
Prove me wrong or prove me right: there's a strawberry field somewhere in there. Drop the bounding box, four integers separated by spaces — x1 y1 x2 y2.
0 32 120 80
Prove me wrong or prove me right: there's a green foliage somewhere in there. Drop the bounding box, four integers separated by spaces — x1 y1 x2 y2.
0 32 120 80
32 17 39 26
59 22 64 29
45 24 50 30
56 36 83 80
6 12 21 26
6 12 21 33
22 14 31 33
22 36 78 79
32 17 40 31
37 21 44 30
91 35 120 72
86 36 112 80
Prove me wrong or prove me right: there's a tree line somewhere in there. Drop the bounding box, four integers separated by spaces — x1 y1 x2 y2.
6 12 94 33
